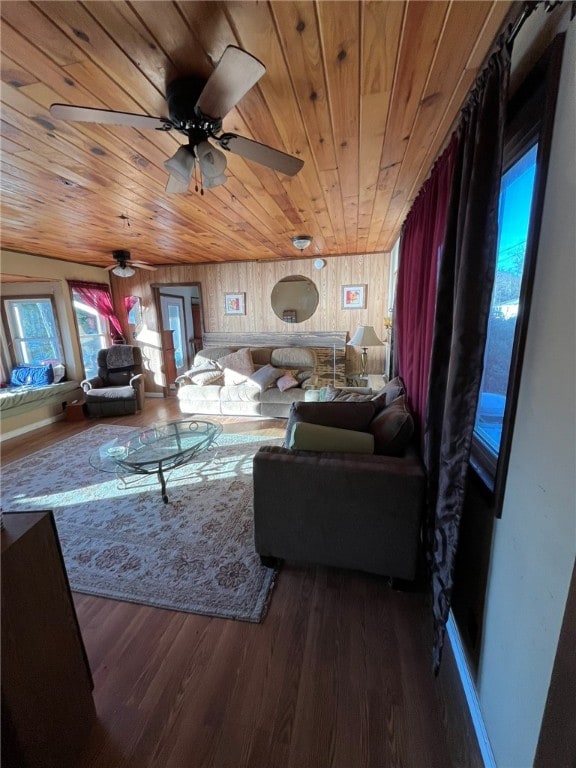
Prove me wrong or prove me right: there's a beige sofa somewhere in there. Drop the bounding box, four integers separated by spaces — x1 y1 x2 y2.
175 346 318 418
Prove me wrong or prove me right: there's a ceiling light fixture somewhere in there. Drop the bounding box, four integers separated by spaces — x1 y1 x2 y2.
291 235 313 251
164 144 196 182
196 140 227 178
112 265 136 278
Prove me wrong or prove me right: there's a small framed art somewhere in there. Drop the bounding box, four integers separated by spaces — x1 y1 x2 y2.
224 292 246 315
341 284 366 310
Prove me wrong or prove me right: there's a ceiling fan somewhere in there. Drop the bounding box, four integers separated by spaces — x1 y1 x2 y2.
106 250 158 278
50 45 304 194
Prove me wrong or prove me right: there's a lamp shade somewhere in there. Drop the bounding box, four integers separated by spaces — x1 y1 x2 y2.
347 325 384 348
202 172 227 189
163 145 195 182
195 140 227 178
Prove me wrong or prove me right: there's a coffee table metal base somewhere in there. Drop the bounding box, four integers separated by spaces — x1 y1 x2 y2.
90 419 222 503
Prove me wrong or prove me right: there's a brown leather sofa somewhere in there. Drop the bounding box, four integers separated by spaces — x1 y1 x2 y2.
252 392 426 581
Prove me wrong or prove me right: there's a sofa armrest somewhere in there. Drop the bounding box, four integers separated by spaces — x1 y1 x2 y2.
81 375 104 392
129 373 145 410
253 445 425 580
175 373 193 388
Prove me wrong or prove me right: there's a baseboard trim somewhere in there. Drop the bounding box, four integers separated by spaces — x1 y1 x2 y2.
446 613 496 768
0 413 64 442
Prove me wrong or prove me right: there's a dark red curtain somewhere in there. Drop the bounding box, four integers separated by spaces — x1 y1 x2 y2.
424 42 511 672
68 280 123 338
395 135 458 437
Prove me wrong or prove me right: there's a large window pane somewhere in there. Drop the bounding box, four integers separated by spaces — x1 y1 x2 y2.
3 298 64 365
72 293 110 377
474 144 538 459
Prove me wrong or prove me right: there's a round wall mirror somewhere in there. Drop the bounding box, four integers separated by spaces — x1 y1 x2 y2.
271 275 319 324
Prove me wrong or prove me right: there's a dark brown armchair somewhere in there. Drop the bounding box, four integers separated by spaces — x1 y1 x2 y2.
81 345 144 417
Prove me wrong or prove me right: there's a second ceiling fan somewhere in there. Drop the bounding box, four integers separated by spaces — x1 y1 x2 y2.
50 45 304 194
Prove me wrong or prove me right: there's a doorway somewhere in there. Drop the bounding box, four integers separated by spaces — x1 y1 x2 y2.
153 283 204 394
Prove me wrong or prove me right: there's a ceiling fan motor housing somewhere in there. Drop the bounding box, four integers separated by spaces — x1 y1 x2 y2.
113 249 131 265
166 77 222 134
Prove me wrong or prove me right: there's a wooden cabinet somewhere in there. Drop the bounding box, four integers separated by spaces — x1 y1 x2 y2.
1 512 95 768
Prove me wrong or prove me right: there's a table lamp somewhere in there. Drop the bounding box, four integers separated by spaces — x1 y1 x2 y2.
347 325 384 376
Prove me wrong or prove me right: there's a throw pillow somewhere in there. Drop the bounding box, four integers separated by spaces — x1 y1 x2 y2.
191 369 224 385
276 373 300 392
216 348 255 383
223 367 250 386
371 376 406 412
321 385 374 403
296 370 313 384
248 363 283 391
369 395 414 456
10 364 54 387
285 400 376 445
289 422 375 454
40 359 66 383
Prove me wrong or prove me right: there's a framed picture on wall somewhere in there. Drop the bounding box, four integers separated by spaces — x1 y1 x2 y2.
224 292 246 315
341 284 366 309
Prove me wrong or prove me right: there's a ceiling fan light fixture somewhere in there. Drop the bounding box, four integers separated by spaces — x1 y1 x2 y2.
196 140 227 178
202 172 227 189
291 235 313 251
163 145 195 182
112 265 136 278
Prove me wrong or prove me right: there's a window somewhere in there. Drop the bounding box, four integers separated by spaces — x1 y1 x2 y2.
473 145 538 470
2 296 64 365
470 34 564 512
72 291 111 378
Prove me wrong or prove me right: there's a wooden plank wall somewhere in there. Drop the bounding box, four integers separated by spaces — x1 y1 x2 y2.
110 252 390 393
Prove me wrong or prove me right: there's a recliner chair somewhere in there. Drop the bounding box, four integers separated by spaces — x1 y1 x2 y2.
81 345 144 417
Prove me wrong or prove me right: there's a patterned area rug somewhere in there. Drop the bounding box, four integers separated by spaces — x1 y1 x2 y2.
1 425 282 622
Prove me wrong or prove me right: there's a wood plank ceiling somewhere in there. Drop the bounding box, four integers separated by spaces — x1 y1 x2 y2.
0 1 514 271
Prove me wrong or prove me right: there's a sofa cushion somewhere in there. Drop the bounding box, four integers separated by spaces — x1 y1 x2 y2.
10 364 54 387
286 400 376 444
271 347 316 370
248 363 283 391
369 395 414 456
289 422 374 454
216 348 254 383
85 385 136 403
276 373 300 392
195 347 234 365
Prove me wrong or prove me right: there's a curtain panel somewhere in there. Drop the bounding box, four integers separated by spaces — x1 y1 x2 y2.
424 42 511 672
68 280 123 338
395 134 458 439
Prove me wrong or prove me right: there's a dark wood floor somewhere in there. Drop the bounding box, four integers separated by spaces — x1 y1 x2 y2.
2 399 462 768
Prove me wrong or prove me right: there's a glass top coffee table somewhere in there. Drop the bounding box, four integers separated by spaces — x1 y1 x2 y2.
90 419 222 503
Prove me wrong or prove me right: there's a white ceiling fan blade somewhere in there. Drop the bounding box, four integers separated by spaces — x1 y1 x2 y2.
218 133 304 176
133 261 158 271
50 103 169 131
195 46 265 119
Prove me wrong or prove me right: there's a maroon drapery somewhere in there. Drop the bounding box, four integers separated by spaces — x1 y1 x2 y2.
68 280 123 338
395 135 458 438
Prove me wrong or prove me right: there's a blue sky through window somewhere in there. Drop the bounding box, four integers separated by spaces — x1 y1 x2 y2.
474 143 538 457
